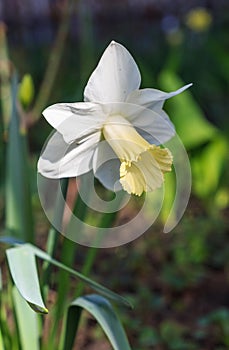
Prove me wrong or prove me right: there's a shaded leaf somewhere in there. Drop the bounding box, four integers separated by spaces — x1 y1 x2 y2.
31 244 132 308
191 135 228 198
0 236 24 245
63 294 132 350
5 74 33 242
6 244 131 314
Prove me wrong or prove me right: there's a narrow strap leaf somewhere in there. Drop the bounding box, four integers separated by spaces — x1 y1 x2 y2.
63 294 132 350
29 243 132 308
0 326 5 350
6 244 132 314
6 245 48 314
5 74 33 242
0 236 24 245
12 286 40 350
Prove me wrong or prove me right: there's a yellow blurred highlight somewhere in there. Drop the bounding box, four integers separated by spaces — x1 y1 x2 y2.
185 7 212 32
18 74 35 108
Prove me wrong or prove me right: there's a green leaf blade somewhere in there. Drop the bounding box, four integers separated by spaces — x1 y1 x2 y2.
6 245 48 314
30 244 132 308
5 74 33 242
63 294 132 350
6 243 131 316
12 286 40 350
0 327 5 350
158 70 217 149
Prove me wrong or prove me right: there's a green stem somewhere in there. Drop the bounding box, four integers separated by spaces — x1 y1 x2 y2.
29 0 75 124
49 192 88 349
59 195 121 350
42 178 69 296
75 209 118 298
41 178 69 350
52 187 122 348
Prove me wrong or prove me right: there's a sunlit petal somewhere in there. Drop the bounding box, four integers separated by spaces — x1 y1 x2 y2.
38 131 101 178
103 102 175 145
84 41 141 103
43 102 106 143
126 84 192 110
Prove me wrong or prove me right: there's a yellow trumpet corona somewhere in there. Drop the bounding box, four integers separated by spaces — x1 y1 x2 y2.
103 115 172 196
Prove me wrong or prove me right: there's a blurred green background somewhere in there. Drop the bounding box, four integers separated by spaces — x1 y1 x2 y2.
0 0 229 349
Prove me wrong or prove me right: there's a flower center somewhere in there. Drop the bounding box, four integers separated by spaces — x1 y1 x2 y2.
103 115 172 196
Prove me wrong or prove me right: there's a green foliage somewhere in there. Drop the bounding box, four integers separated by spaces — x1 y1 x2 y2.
160 216 228 290
5 75 33 242
12 287 40 350
0 328 5 350
139 321 197 350
158 70 229 213
6 243 131 313
64 294 132 350
160 321 196 349
139 327 160 347
7 245 48 314
199 309 229 347
191 135 228 204
158 70 217 149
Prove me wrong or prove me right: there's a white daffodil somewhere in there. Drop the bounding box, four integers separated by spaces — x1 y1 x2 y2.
38 41 192 196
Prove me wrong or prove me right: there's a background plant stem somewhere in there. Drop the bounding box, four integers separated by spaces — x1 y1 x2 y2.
42 178 69 296
28 0 76 125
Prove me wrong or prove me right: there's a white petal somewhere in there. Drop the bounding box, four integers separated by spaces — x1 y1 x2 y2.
135 109 174 144
126 84 192 109
104 102 175 145
42 102 106 143
130 107 175 145
93 141 122 192
84 41 141 103
38 131 101 179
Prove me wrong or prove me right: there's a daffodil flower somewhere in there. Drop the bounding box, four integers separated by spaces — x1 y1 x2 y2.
38 41 191 196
